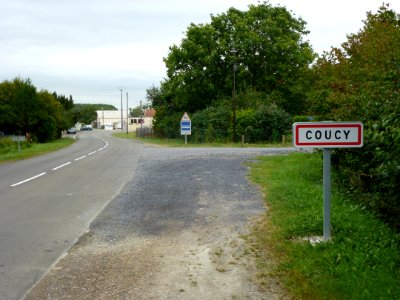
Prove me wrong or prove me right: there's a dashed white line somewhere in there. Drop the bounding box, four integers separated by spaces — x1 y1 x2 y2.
10 138 109 187
74 155 87 161
11 172 47 187
52 162 72 171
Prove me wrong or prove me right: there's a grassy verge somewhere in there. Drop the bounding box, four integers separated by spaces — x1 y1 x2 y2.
113 132 291 148
248 152 400 299
0 137 74 163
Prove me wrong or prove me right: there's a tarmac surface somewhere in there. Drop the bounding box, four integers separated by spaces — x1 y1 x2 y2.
25 146 294 299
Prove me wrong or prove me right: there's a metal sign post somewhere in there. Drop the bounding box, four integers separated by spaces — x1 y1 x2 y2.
12 135 26 152
293 122 363 241
323 148 331 240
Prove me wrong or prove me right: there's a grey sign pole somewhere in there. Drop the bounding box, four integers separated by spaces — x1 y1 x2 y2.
323 149 331 241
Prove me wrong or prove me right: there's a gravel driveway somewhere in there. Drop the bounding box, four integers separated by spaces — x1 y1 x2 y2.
25 146 294 299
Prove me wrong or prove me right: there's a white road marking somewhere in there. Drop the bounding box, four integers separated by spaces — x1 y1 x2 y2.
52 162 72 171
10 137 109 187
11 172 47 187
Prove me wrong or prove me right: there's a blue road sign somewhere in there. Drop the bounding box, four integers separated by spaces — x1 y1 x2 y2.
181 121 191 135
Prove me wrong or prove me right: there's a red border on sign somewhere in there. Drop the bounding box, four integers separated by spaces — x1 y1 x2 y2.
294 123 363 147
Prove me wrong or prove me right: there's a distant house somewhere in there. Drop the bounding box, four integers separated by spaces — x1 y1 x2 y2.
143 108 155 124
95 108 155 130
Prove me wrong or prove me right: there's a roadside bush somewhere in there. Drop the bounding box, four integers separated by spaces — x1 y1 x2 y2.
35 115 58 143
191 105 231 143
253 104 292 142
0 137 15 154
0 78 67 142
153 108 181 139
236 109 256 142
235 105 292 143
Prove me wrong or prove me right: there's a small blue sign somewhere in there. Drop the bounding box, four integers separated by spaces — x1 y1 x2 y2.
180 120 191 135
181 121 191 127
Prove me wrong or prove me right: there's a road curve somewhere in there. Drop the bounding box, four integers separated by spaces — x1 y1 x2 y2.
24 144 296 299
0 130 143 300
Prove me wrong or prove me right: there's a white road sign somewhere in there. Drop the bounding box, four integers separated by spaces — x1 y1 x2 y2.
293 122 363 148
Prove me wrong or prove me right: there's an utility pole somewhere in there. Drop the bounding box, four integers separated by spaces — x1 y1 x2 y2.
126 91 129 134
231 48 237 143
118 87 125 130
101 108 104 129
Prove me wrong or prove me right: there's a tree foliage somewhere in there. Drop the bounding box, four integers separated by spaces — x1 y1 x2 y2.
153 1 314 139
0 78 40 135
0 78 69 142
236 104 291 143
130 106 143 117
69 103 117 125
308 4 400 228
164 2 314 112
191 105 232 143
0 78 118 142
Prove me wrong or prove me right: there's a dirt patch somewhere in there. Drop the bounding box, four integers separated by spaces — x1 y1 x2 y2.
24 154 291 299
25 221 288 299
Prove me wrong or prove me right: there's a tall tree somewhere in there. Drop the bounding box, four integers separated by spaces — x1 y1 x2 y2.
0 78 40 135
161 2 315 115
36 90 64 141
308 4 400 227
0 78 69 141
53 92 74 111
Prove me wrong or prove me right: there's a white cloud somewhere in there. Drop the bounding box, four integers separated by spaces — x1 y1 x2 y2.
1 0 399 108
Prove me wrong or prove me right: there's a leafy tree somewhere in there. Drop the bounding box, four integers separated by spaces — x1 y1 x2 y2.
52 92 74 111
69 104 116 125
308 4 400 228
0 78 69 142
145 85 163 108
35 90 64 141
0 78 40 135
130 106 143 117
152 109 181 139
155 1 315 136
90 104 117 111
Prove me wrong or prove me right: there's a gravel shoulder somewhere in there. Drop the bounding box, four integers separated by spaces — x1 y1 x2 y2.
25 148 292 299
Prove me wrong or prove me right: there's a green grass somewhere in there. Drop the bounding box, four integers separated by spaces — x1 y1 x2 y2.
113 131 291 148
248 152 400 299
0 137 74 163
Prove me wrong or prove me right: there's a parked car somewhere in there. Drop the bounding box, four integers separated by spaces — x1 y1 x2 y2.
67 127 76 134
81 124 93 131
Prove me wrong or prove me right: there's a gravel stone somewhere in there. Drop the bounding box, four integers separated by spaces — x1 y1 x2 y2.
25 147 292 299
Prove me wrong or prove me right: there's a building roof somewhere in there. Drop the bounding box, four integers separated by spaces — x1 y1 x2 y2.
144 108 156 118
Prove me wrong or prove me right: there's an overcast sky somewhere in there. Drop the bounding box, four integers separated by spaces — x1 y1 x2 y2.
1 0 399 109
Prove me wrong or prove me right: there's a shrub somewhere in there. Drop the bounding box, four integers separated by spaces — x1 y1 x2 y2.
253 104 292 142
0 137 15 154
192 105 231 142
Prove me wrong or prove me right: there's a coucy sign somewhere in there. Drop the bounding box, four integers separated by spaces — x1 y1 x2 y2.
293 122 363 148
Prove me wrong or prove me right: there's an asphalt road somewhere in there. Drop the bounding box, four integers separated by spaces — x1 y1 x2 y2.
0 131 296 299
25 144 297 299
0 130 143 300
